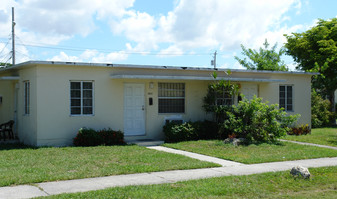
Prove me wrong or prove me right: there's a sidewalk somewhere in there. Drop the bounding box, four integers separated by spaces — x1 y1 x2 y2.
1 144 337 198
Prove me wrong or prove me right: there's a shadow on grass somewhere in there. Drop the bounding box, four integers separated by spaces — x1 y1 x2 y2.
0 143 37 151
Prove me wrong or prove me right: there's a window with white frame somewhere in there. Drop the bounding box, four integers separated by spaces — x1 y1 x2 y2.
279 85 293 111
70 81 94 115
216 89 234 106
24 81 30 115
158 83 185 113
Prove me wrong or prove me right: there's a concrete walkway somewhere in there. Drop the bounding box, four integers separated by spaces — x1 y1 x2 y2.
1 157 336 199
147 146 243 167
1 142 337 199
280 139 337 150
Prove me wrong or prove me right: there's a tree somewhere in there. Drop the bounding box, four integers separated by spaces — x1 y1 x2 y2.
284 18 337 116
235 39 288 71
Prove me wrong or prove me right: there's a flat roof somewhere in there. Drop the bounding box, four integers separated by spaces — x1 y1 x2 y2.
0 60 318 75
110 74 286 82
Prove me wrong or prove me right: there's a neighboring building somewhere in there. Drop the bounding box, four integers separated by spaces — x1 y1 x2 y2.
0 61 315 146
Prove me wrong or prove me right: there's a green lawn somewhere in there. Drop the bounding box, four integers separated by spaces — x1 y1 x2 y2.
163 140 337 164
284 127 337 147
0 144 218 187
38 166 337 199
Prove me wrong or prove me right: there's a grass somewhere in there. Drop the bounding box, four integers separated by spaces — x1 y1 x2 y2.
284 127 337 147
163 140 337 164
38 166 337 199
0 144 218 187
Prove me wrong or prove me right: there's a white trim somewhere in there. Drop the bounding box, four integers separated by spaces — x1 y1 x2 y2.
69 80 95 116
279 85 294 112
111 74 286 82
0 76 19 80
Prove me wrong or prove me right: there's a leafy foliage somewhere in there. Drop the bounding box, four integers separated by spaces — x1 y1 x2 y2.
287 124 311 136
203 79 239 123
222 96 299 143
73 127 125 146
284 18 337 115
235 39 288 71
163 121 220 143
311 90 335 128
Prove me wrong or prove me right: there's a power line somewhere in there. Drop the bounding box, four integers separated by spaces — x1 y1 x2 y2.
0 40 10 57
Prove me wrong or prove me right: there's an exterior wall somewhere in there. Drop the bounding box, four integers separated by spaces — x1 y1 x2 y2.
17 67 38 146
7 63 313 146
259 73 312 126
33 65 213 145
0 80 16 124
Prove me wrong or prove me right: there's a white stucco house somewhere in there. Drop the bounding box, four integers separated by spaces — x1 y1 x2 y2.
0 61 315 146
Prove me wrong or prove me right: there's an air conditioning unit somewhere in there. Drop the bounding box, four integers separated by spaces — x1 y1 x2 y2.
165 119 184 125
164 116 184 125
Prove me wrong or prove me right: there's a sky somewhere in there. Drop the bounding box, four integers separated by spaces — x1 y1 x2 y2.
0 0 336 70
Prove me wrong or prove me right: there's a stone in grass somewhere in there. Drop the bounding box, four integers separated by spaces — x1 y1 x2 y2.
290 165 311 179
223 138 245 146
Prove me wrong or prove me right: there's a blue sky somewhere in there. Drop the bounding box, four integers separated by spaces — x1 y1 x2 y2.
0 0 336 70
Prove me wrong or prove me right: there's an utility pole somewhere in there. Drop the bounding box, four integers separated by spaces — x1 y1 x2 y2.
211 50 217 69
12 7 15 65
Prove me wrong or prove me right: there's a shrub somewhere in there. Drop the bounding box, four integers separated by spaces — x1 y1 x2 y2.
164 122 196 143
311 90 335 128
287 124 311 136
203 79 239 123
222 96 299 143
196 120 222 139
73 127 125 146
98 128 125 145
163 120 220 143
73 128 102 146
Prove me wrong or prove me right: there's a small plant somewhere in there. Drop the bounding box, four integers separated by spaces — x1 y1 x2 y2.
73 127 125 146
287 124 311 136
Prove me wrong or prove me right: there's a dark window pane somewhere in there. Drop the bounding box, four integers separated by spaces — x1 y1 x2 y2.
83 82 92 89
159 99 184 113
287 99 292 105
279 86 285 92
71 82 80 89
83 107 93 114
71 107 81 115
280 91 285 98
287 105 293 111
71 99 81 106
279 98 285 108
71 90 81 98
83 99 92 106
83 90 92 98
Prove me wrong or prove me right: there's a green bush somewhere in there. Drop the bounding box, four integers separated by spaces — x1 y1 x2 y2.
98 128 125 145
287 124 311 136
163 122 196 143
73 127 125 146
163 121 220 143
222 96 299 143
311 90 334 128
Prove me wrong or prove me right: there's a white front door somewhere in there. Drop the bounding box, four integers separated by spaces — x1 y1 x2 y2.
124 83 145 136
241 84 258 100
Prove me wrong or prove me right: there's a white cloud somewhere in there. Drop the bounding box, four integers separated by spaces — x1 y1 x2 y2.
157 45 183 57
48 49 128 63
107 0 302 54
0 0 135 44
